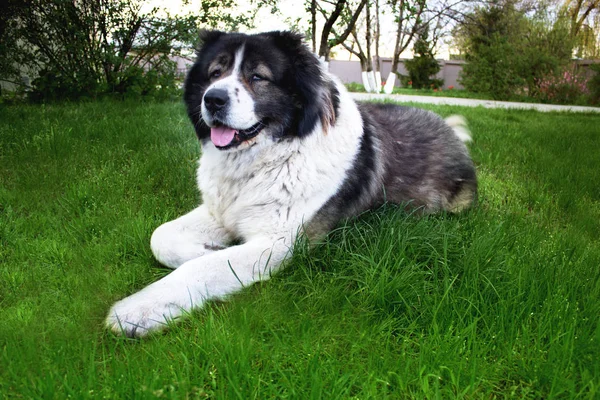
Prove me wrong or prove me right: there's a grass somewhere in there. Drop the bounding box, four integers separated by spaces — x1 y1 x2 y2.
345 82 599 106
346 82 494 101
1 99 599 398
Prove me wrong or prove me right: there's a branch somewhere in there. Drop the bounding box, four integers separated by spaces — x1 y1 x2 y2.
332 0 369 47
318 0 347 56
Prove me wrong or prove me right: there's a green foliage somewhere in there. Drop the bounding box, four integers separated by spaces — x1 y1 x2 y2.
535 66 592 105
29 68 105 103
457 3 524 99
0 0 27 93
457 1 574 101
0 0 253 102
403 27 443 89
523 17 574 97
562 0 600 59
345 82 367 92
589 63 600 104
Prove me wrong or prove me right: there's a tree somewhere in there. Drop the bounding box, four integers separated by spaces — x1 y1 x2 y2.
316 0 369 60
310 0 318 51
383 0 478 93
561 0 600 57
457 1 526 98
340 0 381 91
389 0 426 77
562 0 600 37
374 0 382 87
403 26 443 88
456 0 574 99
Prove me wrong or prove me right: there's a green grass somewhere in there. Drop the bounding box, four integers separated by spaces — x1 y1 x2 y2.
392 87 496 100
345 83 599 106
1 100 599 398
346 82 493 101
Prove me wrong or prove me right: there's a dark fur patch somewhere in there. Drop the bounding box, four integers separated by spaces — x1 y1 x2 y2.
329 82 340 121
335 123 376 206
198 30 226 47
267 31 327 138
306 114 378 238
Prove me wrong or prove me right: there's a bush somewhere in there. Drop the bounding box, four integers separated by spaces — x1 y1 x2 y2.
403 28 443 90
30 69 105 102
345 82 367 93
535 67 591 105
589 64 600 105
29 63 181 102
456 2 573 101
459 36 526 99
1 0 252 102
114 62 181 101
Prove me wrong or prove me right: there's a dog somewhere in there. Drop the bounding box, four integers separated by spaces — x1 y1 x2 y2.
106 30 477 337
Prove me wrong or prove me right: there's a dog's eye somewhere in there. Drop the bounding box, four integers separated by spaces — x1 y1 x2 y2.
211 69 221 78
252 74 264 82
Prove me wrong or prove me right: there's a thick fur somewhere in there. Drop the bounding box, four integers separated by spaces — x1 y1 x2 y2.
106 31 477 337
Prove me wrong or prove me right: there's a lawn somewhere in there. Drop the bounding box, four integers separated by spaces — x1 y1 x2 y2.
346 82 497 101
0 100 599 398
345 83 599 106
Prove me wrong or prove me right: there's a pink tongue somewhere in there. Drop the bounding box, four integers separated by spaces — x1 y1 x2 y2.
211 126 237 147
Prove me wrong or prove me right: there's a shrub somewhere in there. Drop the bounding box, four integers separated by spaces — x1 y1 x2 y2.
456 2 573 101
30 63 180 102
403 27 443 90
345 82 367 93
535 67 591 105
30 69 105 102
589 64 600 105
114 61 181 101
1 0 251 102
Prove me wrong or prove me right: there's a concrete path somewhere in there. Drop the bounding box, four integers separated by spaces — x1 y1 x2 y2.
350 92 600 114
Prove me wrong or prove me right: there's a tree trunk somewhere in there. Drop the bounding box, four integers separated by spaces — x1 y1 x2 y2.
391 0 405 73
311 0 317 52
317 0 368 60
365 0 372 73
374 0 382 92
374 0 381 74
318 0 346 60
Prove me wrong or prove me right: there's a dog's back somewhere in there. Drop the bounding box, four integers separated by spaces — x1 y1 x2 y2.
357 102 477 213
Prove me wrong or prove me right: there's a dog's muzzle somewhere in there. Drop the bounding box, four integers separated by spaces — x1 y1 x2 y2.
204 88 229 115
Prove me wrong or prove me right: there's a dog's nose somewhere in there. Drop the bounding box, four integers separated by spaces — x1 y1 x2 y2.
204 89 229 113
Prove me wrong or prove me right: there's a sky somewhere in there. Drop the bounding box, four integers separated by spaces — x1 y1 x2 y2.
141 0 451 59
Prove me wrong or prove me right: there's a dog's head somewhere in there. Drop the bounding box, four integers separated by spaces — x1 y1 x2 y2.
184 30 337 151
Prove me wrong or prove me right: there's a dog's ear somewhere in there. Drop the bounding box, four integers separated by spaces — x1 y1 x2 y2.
197 30 226 52
269 31 327 138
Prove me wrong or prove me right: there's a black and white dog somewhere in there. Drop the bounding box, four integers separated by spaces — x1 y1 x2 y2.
106 31 477 337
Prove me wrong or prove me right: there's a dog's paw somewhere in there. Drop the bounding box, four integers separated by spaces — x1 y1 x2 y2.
105 290 185 338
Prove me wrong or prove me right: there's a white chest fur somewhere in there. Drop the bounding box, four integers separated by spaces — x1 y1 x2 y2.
196 88 363 241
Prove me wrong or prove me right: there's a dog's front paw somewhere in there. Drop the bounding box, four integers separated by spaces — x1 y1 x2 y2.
105 289 186 338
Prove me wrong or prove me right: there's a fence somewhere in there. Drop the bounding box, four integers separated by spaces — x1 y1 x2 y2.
329 58 465 90
329 58 599 90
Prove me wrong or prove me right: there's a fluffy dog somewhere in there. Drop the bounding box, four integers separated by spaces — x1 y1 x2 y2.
106 31 477 337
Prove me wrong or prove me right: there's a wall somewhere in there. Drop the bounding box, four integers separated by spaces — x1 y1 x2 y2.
329 58 466 89
329 58 600 91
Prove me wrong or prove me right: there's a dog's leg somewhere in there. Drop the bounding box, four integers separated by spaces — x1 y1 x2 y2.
106 235 291 337
150 205 232 269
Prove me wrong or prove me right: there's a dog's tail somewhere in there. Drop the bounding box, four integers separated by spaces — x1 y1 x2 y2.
445 115 472 143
